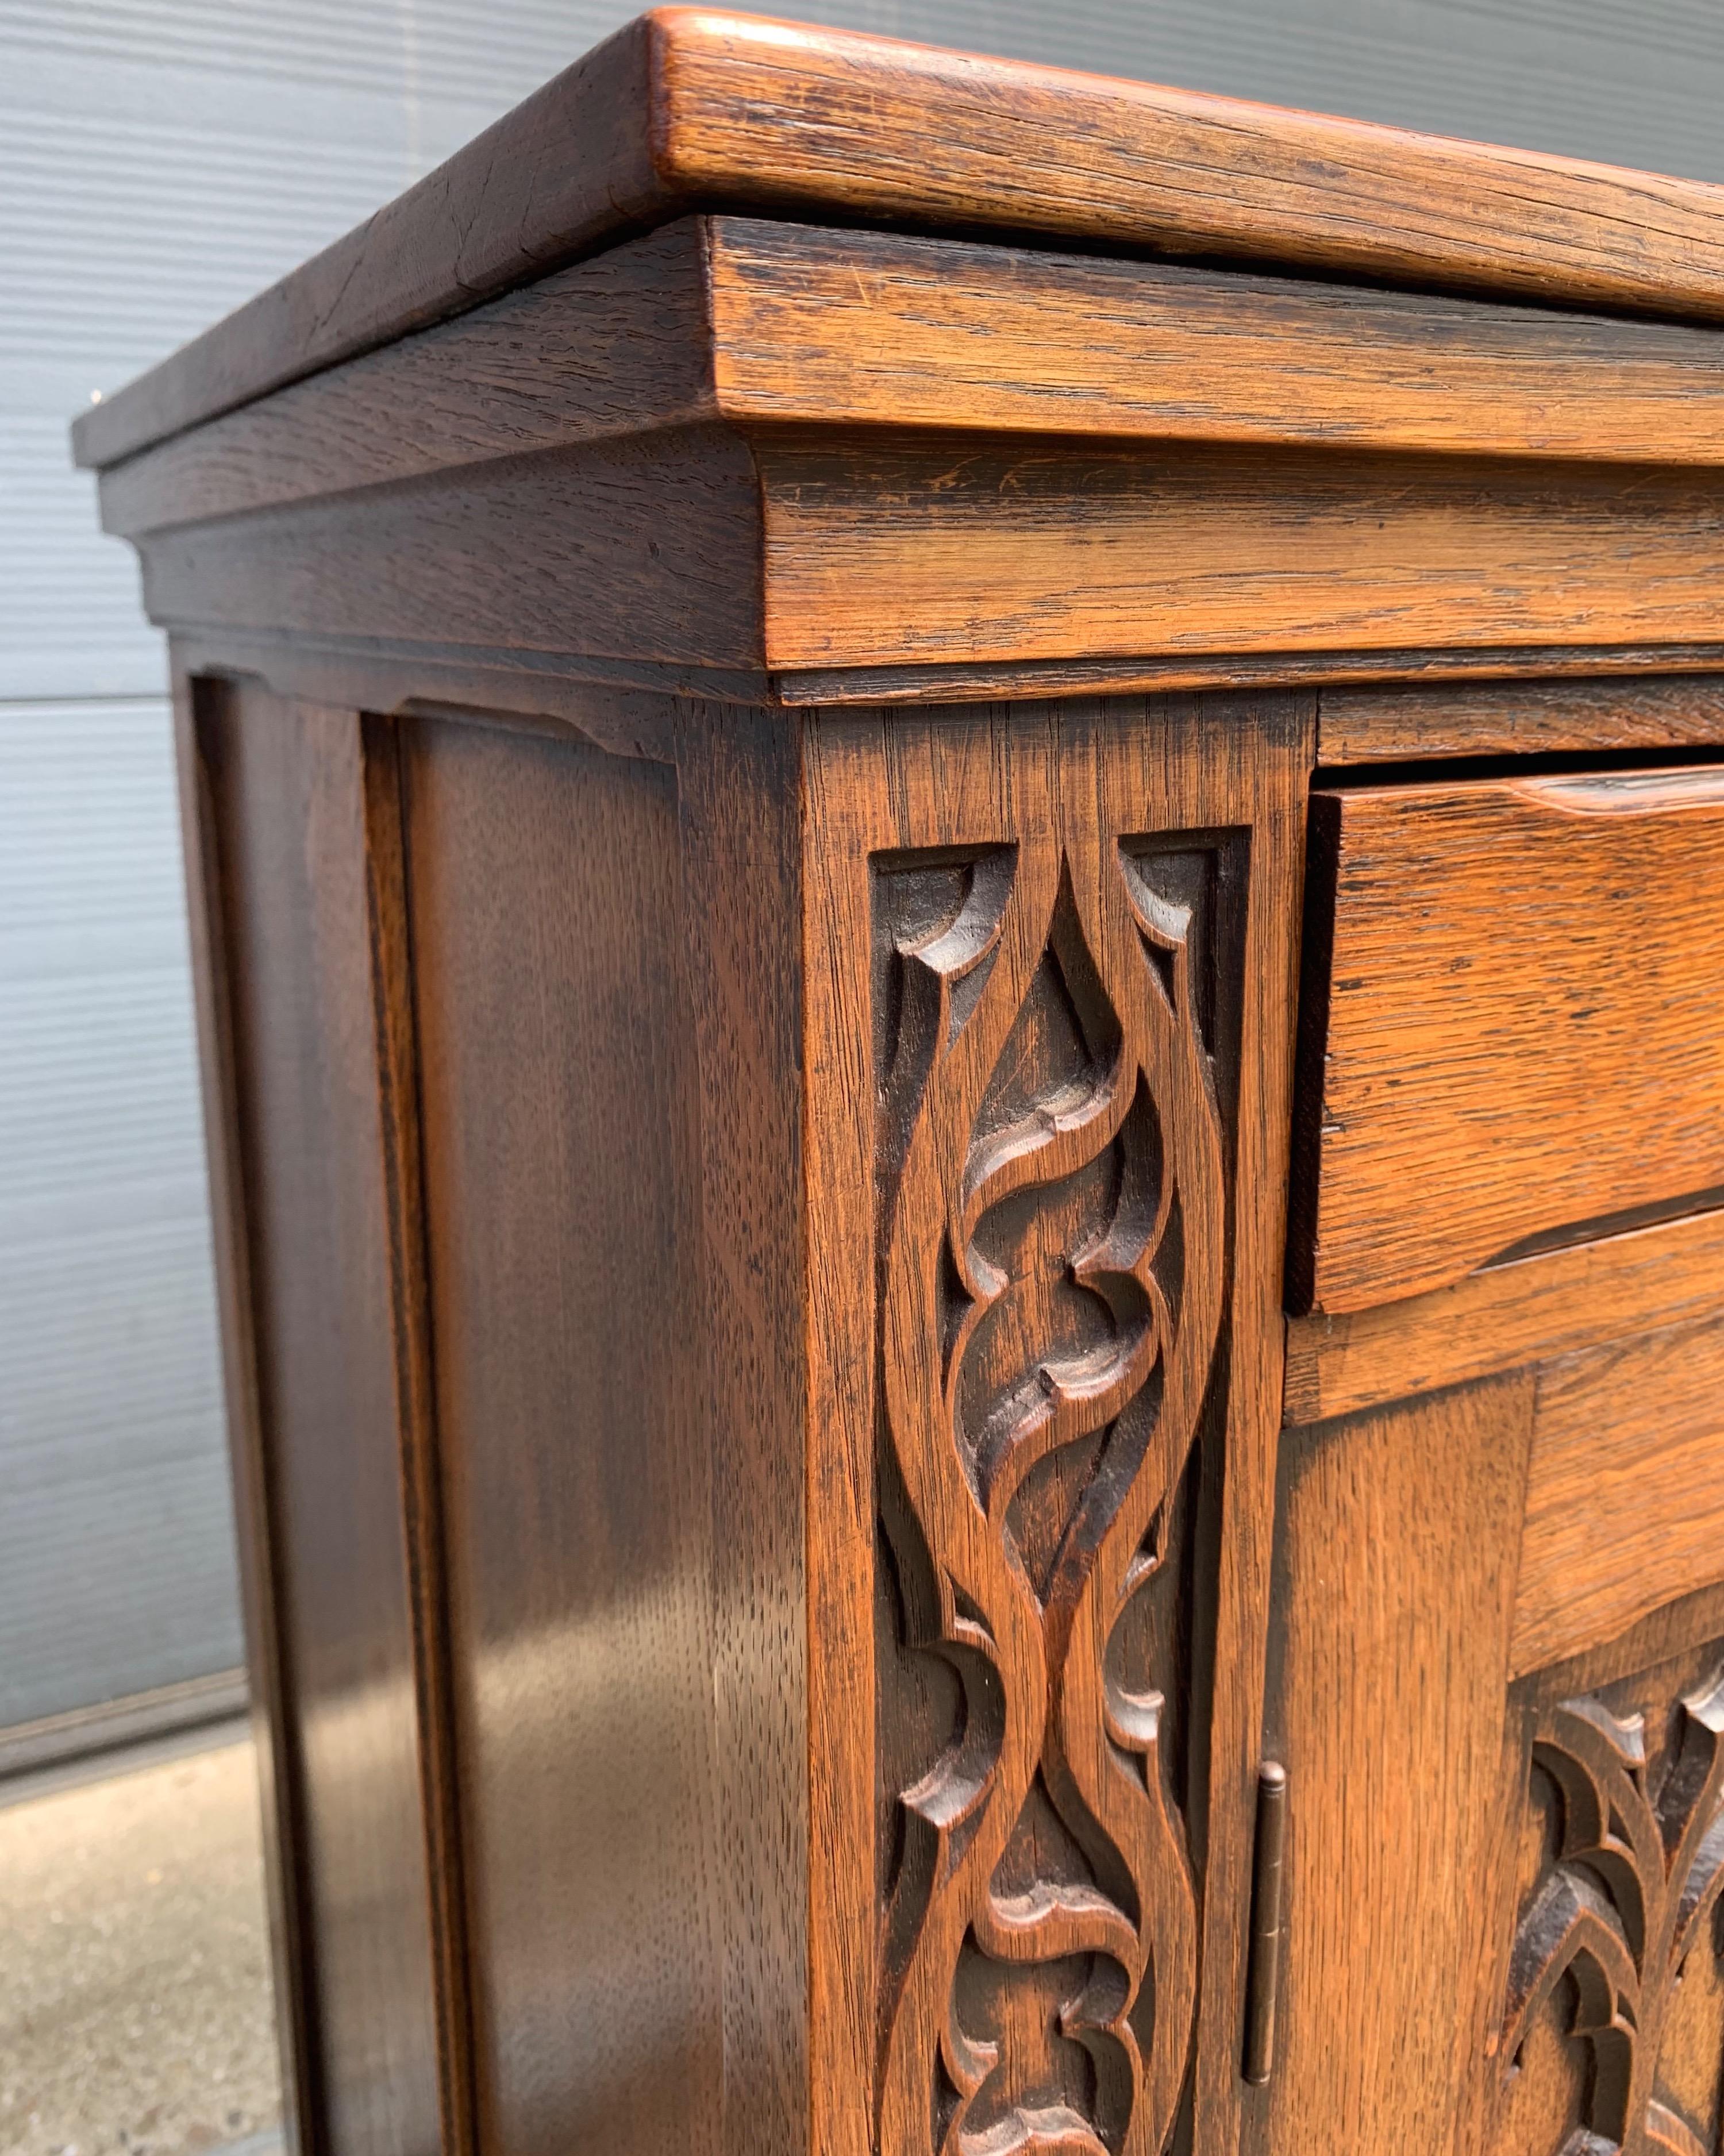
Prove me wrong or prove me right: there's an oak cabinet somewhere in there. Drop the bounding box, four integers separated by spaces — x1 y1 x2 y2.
75 13 1724 2156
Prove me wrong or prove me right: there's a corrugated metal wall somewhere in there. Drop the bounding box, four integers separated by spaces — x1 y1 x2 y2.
3 0 1717 1739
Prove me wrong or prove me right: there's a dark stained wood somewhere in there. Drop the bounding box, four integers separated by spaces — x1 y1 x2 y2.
1284 1205 1724 1424
138 426 764 673
778 641 1724 710
185 681 454 2156
71 11 660 471
71 7 1724 471
88 21 1724 2156
707 220 1724 467
397 711 725 2156
1263 1378 1537 2156
801 691 1312 2156
1488 1635 1724 2155
757 437 1724 673
173 632 764 734
1268 1330 1724 2149
98 221 717 541
103 217 1724 555
357 717 476 2156
175 675 317 2156
1513 1315 1724 1678
671 705 809 2156
130 418 1724 691
1320 671 1724 764
1290 767 1724 1315
93 218 1724 699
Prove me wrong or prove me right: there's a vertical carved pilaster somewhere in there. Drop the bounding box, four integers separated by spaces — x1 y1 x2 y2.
871 817 1237 2156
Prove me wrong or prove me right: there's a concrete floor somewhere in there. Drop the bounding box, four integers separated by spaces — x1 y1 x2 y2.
0 1735 283 2156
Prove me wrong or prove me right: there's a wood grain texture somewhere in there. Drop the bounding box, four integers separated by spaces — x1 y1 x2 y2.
126 425 1724 696
1320 672 1724 764
756 437 1724 672
137 427 764 673
1513 1316 1724 1680
1263 1378 1536 2156
802 691 1312 2156
97 210 1724 706
777 644 1724 712
1488 1638 1724 2156
707 220 1724 467
398 714 725 2156
110 214 1724 550
394 701 806 2156
175 632 768 733
356 718 476 2156
671 706 808 2156
98 221 717 541
133 424 1724 686
186 682 453 2156
1291 767 1724 1315
73 7 1724 472
1284 1206 1724 1425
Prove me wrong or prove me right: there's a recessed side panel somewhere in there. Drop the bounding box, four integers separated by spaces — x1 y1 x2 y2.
398 714 723 2156
188 679 449 2156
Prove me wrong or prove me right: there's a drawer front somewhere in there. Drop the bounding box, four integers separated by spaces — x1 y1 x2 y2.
1291 764 1724 1315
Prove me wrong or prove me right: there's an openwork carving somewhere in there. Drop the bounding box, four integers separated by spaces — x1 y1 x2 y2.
1496 1667 1724 2156
872 829 1231 2156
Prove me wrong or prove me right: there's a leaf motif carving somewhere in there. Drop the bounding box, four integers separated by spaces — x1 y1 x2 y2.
875 829 1228 2156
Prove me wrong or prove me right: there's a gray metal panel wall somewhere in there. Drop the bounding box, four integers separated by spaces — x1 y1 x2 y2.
0 699 234 1725
1 0 1717 1731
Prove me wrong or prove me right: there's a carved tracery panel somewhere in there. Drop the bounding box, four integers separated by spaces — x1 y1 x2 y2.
871 823 1241 2156
1492 1654 1724 2156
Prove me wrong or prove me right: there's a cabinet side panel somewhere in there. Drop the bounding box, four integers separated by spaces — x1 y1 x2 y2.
188 680 449 2156
399 716 724 2156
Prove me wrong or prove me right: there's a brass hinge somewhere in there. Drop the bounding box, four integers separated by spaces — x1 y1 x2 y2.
1242 1760 1288 2085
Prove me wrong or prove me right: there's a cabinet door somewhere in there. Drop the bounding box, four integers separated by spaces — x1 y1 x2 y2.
1261 1315 1724 2156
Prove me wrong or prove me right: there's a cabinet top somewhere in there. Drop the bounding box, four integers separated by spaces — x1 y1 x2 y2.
74 5 1724 472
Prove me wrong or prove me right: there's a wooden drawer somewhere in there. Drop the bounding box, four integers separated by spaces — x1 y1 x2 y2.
1290 764 1724 1315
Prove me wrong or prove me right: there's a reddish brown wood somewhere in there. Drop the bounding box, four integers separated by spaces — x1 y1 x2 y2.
1284 1207 1724 1425
184 682 456 2156
71 8 1724 472
78 17 1724 2155
1513 1315 1724 1678
108 218 1724 555
397 712 727 2156
1291 768 1724 1316
1263 1378 1537 2156
706 220 1724 466
1488 1633 1724 2155
802 691 1311 2156
756 437 1724 674
1319 672 1724 764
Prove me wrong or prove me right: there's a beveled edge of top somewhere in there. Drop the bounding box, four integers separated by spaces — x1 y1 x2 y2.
72 6 1724 472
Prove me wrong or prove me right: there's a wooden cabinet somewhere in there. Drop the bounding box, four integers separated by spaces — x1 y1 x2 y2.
73 13 1724 2155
